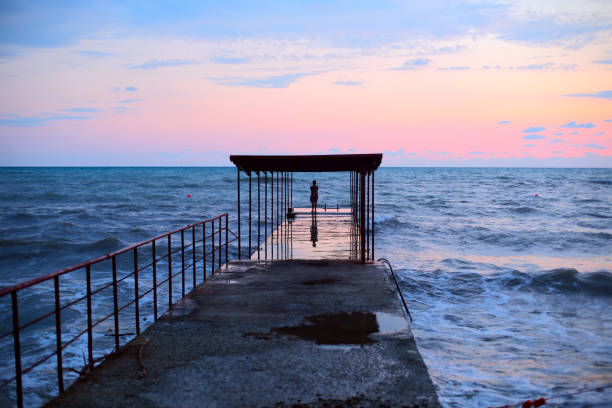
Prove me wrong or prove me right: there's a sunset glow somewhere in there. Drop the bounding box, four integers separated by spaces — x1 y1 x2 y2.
1 1 611 166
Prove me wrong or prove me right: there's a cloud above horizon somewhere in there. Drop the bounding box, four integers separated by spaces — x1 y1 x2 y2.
564 90 612 99
391 58 431 70
561 121 596 129
127 59 199 69
212 72 317 88
523 134 546 140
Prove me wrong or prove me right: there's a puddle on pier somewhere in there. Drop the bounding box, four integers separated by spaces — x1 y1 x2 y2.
271 311 408 346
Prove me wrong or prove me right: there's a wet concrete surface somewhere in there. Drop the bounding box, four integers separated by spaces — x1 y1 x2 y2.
46 260 440 408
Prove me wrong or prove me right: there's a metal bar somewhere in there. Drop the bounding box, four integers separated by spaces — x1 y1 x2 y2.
211 219 215 273
372 171 375 260
218 214 222 269
203 223 207 280
237 167 241 260
192 226 196 289
134 247 140 336
168 235 172 309
249 172 252 259
225 214 228 266
181 230 185 297
367 171 370 259
265 171 268 260
360 171 366 263
54 276 64 392
271 171 274 259
257 171 260 260
112 255 119 350
291 172 293 209
152 240 158 320
86 264 93 364
12 292 23 408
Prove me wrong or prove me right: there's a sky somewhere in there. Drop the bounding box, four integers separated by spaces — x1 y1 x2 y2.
0 0 611 167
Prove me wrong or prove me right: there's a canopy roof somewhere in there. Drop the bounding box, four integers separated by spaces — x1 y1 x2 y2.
230 154 383 173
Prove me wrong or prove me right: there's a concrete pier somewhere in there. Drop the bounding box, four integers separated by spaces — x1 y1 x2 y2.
46 259 440 407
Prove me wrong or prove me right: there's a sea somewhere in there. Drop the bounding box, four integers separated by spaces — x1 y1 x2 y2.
0 167 610 407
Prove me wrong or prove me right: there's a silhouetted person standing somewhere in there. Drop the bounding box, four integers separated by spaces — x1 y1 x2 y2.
310 180 319 213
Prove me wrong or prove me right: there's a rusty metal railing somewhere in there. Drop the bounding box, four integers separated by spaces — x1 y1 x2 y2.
0 213 236 408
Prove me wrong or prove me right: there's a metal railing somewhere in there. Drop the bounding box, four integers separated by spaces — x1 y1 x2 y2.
0 213 237 407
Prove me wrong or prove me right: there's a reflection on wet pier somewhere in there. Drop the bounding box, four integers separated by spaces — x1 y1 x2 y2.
251 208 360 261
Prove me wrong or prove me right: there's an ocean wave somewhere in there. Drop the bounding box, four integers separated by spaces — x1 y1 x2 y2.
510 206 537 214
531 268 612 296
583 231 612 240
587 179 612 186
80 237 126 253
584 212 612 219
374 215 413 229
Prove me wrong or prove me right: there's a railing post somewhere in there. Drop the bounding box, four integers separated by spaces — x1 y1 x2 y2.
372 171 375 261
360 171 366 264
249 172 252 259
112 255 120 350
211 219 215 274
271 171 274 259
237 167 241 260
181 230 185 298
53 275 64 393
218 216 222 269
257 171 260 260
86 264 93 364
168 235 172 309
11 292 23 408
265 171 268 260
367 171 370 259
225 214 229 266
133 247 140 336
203 223 207 281
192 226 196 289
152 240 158 321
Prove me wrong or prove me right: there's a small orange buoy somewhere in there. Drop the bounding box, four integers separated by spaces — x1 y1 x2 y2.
187 194 191 198
534 194 539 197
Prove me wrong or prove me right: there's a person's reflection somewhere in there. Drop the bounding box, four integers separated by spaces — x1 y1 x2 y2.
310 213 318 247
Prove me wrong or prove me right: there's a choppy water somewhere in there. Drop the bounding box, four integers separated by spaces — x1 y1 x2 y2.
0 167 611 407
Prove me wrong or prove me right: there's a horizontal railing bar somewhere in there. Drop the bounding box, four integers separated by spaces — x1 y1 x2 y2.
0 213 228 296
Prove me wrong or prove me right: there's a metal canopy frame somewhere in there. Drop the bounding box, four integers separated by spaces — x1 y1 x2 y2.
230 154 382 263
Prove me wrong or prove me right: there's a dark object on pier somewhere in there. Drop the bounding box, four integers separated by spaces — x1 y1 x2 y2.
230 154 382 264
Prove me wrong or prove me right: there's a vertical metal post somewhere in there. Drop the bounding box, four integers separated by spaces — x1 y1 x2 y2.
133 247 140 336
54 276 64 393
372 171 375 261
271 171 274 259
152 240 158 320
225 214 229 266
181 230 185 297
265 171 268 260
11 292 23 408
360 171 366 263
291 172 293 209
202 223 207 281
168 235 172 309
249 172 252 259
218 215 222 269
192 226 196 288
211 219 215 273
257 172 260 260
367 171 370 259
112 255 119 350
237 167 241 260
86 265 93 364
